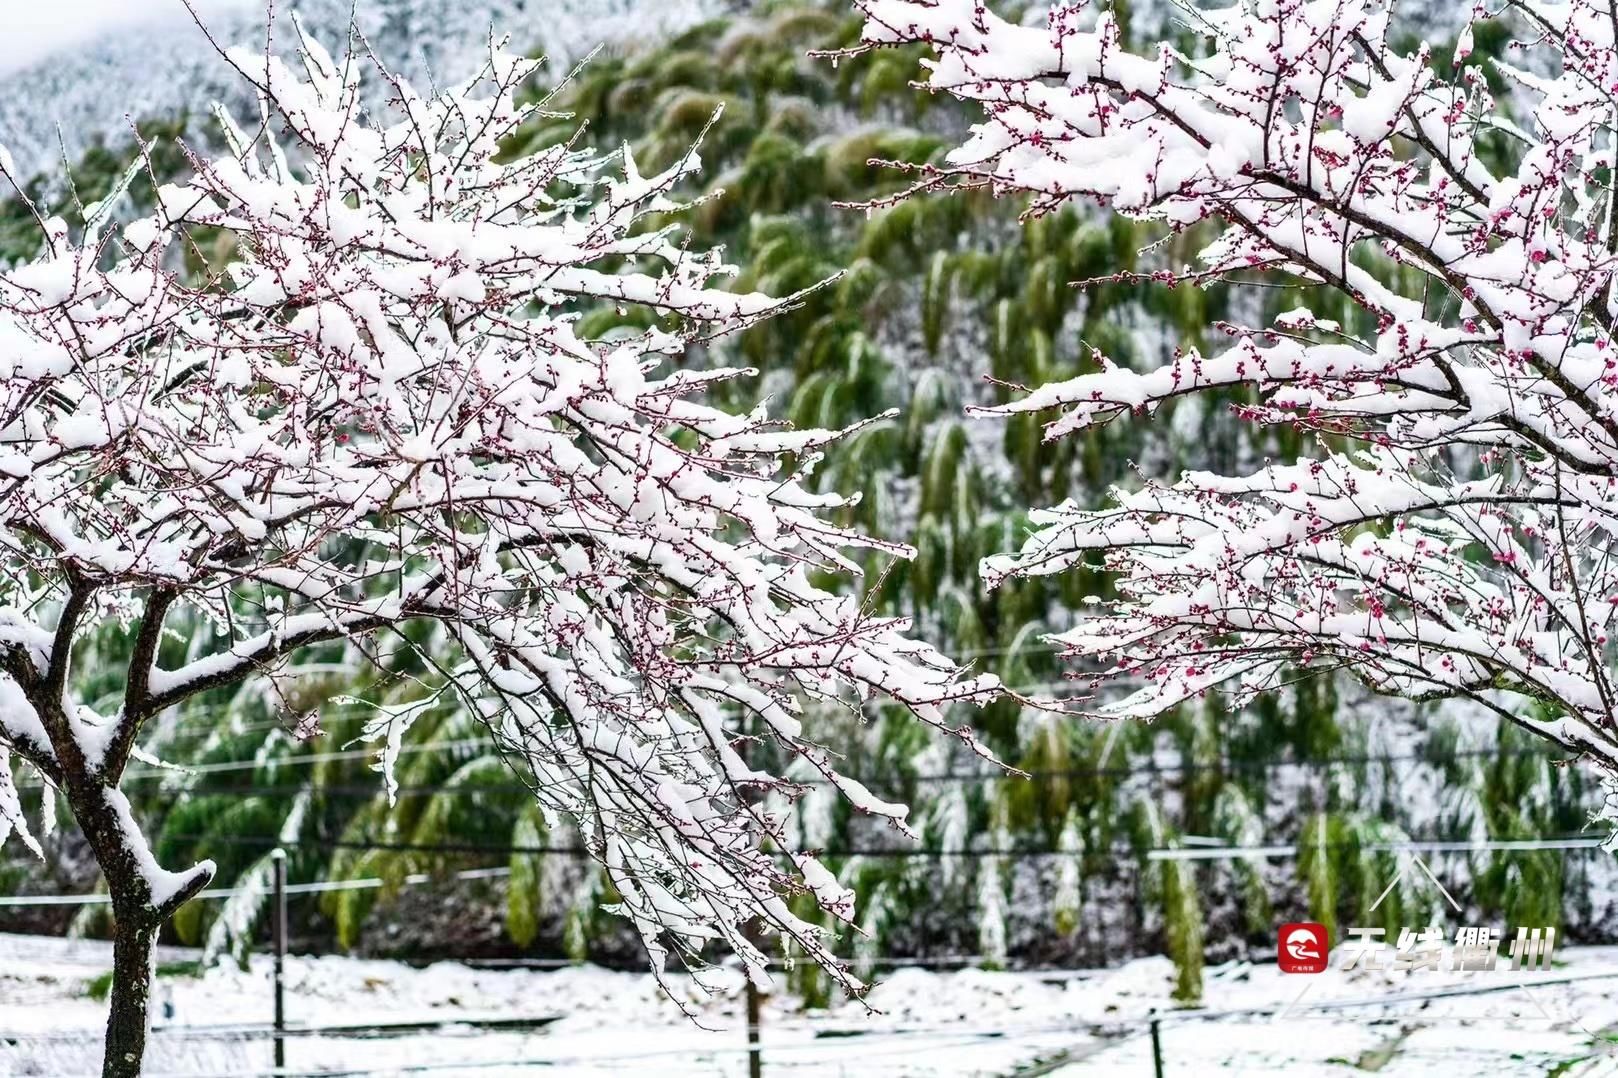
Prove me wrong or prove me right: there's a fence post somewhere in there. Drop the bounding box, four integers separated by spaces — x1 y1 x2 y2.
1149 1009 1164 1078
271 848 287 1072
746 977 763 1078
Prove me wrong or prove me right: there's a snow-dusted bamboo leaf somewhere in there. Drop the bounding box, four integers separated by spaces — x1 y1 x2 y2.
203 791 310 965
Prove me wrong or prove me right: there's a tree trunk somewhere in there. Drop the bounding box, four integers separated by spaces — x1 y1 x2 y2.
25 695 213 1078
55 771 211 1078
104 916 158 1078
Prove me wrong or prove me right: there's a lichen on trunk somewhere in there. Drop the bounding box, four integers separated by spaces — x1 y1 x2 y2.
103 919 158 1078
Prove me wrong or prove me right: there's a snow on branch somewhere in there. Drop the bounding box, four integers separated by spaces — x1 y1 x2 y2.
849 0 1618 769
0 22 999 988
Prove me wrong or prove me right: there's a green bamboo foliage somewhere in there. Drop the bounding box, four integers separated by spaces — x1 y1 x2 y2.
976 853 1009 971
1299 813 1347 950
1434 714 1590 933
1052 809 1086 938
1211 787 1270 936
203 790 312 964
1132 798 1204 1000
506 808 547 949
851 865 898 981
1297 811 1439 951
976 802 1012 970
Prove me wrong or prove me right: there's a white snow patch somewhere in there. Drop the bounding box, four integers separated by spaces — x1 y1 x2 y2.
3 934 1618 1074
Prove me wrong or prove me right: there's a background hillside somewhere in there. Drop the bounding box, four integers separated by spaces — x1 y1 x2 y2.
0 0 723 180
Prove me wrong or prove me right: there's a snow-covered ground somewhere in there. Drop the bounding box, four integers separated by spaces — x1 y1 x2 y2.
5 933 1618 1076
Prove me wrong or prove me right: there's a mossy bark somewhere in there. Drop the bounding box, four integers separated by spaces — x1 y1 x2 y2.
104 919 158 1078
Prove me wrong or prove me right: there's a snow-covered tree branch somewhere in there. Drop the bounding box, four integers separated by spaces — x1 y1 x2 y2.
847 0 1618 770
0 21 998 1074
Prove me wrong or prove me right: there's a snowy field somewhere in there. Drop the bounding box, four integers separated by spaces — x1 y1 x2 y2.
6 933 1618 1076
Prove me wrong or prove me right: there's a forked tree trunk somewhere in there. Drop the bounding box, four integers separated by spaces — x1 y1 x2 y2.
104 917 159 1078
58 766 212 1078
12 598 210 1077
